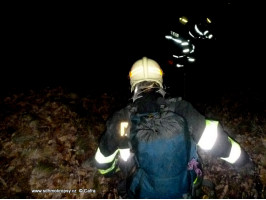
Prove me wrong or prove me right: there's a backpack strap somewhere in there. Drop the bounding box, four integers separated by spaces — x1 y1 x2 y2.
123 104 139 169
164 97 182 112
165 97 199 196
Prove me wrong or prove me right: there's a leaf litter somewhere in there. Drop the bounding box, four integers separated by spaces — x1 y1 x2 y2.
0 86 265 198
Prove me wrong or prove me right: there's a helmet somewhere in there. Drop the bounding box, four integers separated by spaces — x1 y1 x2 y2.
129 57 163 92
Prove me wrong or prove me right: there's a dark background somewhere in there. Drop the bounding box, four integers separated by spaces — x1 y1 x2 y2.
1 1 265 101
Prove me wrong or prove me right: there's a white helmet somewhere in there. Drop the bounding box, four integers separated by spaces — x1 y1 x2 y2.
129 57 163 92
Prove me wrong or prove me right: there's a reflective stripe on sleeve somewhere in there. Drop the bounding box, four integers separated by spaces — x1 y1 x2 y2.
95 148 119 164
98 159 117 174
97 148 131 174
221 137 241 164
197 120 219 150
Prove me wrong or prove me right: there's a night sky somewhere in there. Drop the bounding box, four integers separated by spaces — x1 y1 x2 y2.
2 2 265 100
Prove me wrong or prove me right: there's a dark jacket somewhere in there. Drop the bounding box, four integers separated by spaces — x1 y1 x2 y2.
94 92 250 198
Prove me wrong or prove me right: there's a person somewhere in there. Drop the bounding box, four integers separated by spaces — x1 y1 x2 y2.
94 57 254 198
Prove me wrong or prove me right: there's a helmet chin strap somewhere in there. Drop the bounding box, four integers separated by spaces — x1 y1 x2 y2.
157 88 166 97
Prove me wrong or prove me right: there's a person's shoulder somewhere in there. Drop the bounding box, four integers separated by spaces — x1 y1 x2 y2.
164 96 193 108
165 96 183 102
109 103 134 120
105 108 127 126
165 95 188 105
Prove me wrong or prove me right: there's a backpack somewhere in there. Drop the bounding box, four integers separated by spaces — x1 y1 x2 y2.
125 98 200 199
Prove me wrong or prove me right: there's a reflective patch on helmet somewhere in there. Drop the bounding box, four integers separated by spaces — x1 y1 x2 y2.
221 137 241 164
198 120 218 150
129 67 143 78
148 67 163 76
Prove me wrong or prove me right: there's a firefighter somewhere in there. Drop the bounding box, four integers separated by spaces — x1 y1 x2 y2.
94 57 254 198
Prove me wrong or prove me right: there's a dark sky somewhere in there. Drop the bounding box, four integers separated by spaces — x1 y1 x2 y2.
2 2 265 98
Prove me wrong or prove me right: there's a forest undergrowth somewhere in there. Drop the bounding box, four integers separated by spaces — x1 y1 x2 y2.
0 86 265 198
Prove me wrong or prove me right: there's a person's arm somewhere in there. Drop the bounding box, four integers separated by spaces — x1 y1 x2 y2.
94 107 131 175
197 120 251 167
175 99 252 167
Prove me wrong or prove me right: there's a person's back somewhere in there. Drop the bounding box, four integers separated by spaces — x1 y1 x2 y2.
128 87 199 198
94 57 254 199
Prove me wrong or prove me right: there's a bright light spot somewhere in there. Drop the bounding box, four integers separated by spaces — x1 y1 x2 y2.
189 31 195 38
173 55 185 58
120 122 129 136
134 85 138 93
198 120 218 150
176 64 184 68
207 18 211 23
195 24 203 35
221 137 241 164
120 148 130 161
183 49 190 53
190 45 195 53
165 35 182 43
173 38 182 43
181 42 189 46
188 57 195 62
95 148 119 164
173 55 179 58
179 16 188 25
208 34 213 39
171 31 179 38
204 30 209 35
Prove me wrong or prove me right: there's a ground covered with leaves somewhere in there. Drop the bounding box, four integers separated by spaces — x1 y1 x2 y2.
0 86 265 198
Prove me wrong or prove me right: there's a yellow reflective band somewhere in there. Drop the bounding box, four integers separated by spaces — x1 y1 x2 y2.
198 120 218 150
148 67 163 76
95 148 119 164
129 67 143 78
193 177 198 185
179 17 188 25
119 148 130 161
221 137 241 164
120 122 129 137
98 159 117 174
